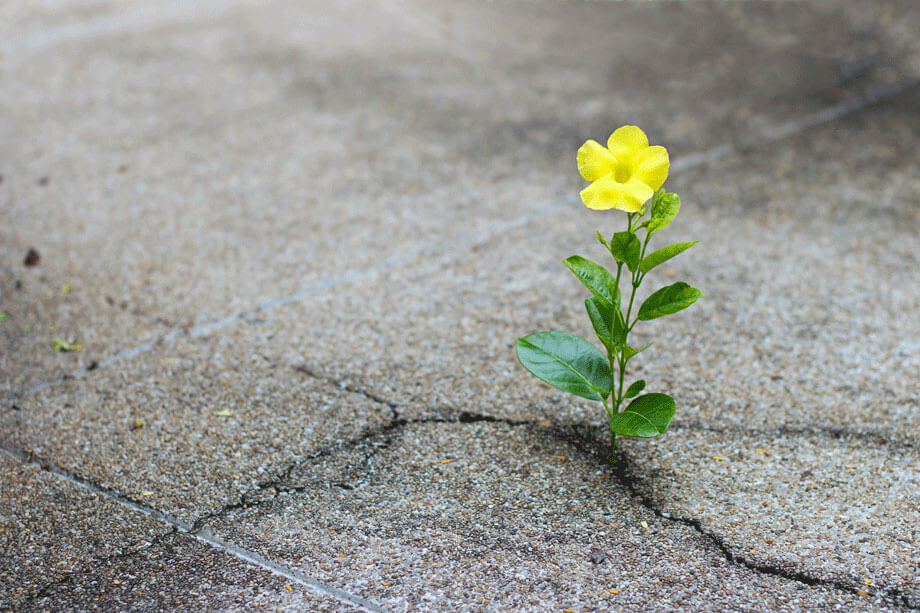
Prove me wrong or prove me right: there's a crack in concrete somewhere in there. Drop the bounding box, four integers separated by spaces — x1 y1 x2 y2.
545 424 920 611
612 450 920 611
0 441 392 613
11 527 180 610
4 384 918 610
241 365 920 608
286 363 920 608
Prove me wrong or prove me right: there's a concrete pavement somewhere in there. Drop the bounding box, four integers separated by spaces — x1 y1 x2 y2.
2 0 918 610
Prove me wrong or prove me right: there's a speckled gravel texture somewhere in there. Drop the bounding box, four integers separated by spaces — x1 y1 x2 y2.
17 532 365 612
203 422 897 612
5 334 394 525
0 453 169 607
1 0 918 611
0 0 910 396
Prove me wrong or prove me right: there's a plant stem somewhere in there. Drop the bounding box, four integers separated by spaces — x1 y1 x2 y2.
610 430 617 464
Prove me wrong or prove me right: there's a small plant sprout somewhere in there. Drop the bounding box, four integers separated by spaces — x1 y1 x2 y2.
516 126 701 464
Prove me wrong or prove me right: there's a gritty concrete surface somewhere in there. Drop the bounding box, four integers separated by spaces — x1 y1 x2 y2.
1 0 918 610
0 453 169 607
18 532 366 612
1 0 913 394
201 421 895 612
4 333 394 524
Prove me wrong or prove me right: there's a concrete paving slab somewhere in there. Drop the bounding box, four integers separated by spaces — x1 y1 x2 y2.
619 428 919 607
1 1 917 610
19 532 366 612
0 452 170 608
0 240 172 401
3 333 393 525
203 421 893 611
2 0 912 364
232 88 920 439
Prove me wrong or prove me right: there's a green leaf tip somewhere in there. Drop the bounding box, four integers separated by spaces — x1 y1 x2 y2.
647 192 681 234
563 255 618 306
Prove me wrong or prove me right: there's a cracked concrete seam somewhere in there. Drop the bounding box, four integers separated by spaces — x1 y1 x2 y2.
275 365 920 610
542 426 920 612
613 453 920 611
0 441 391 613
3 375 917 611
9 527 180 610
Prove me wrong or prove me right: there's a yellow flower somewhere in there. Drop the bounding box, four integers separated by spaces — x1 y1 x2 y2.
577 126 669 212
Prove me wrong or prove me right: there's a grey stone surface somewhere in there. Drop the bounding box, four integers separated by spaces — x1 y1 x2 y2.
620 427 920 604
2 0 910 395
0 453 170 608
19 532 365 612
1 0 918 610
5 333 393 524
230 89 920 438
203 422 893 611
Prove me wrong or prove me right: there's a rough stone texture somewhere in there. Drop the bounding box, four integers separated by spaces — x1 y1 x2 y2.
203 422 894 611
4 334 394 524
0 453 170 608
19 532 365 612
620 428 920 606
236 90 920 439
1 0 918 610
1 0 910 396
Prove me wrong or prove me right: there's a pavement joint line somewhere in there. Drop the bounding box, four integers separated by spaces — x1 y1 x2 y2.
191 528 392 613
10 527 181 609
12 75 920 415
0 440 393 613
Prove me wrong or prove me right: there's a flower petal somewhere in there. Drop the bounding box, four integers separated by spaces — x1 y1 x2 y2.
577 139 617 181
634 145 669 191
580 176 654 212
607 126 649 163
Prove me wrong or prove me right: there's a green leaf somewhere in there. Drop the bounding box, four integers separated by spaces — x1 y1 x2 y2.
639 241 699 274
516 331 611 401
610 232 641 272
623 343 651 362
637 282 702 321
611 309 627 349
0 312 8 322
51 338 83 352
595 231 609 249
585 297 613 351
586 296 625 352
563 255 618 305
648 192 680 234
609 393 675 438
624 380 646 398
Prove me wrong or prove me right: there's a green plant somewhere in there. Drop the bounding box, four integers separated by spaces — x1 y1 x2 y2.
515 126 701 463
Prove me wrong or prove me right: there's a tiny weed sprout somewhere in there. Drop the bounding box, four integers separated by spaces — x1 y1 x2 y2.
516 126 701 463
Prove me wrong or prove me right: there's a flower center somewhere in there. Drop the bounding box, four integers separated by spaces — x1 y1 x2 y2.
613 159 635 184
